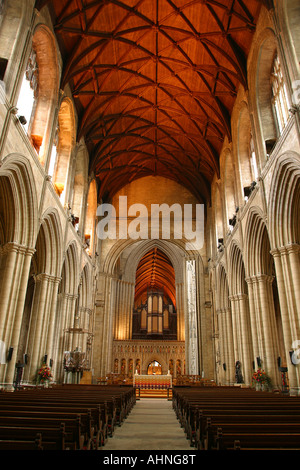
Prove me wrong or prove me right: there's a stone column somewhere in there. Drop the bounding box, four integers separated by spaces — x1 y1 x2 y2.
186 259 199 375
52 292 68 382
126 282 135 340
176 282 185 342
0 245 35 387
237 294 253 385
224 306 235 384
0 243 23 348
25 274 56 382
255 274 280 386
217 309 227 384
229 295 239 365
272 246 300 394
280 244 300 338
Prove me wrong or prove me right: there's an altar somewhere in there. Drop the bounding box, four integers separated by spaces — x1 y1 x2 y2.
133 373 172 390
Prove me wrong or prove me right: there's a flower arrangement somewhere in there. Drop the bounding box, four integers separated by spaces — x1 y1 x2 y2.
252 368 271 387
37 363 52 384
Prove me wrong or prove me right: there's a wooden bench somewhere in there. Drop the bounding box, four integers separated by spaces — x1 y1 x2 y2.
172 386 300 450
217 430 300 451
0 384 135 450
0 424 68 450
0 433 43 450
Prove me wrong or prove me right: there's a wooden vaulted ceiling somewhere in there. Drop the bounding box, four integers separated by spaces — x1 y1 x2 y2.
135 248 175 306
40 0 263 202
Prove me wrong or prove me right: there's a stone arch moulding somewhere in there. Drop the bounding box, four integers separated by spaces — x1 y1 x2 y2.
268 151 300 248
79 263 94 310
60 240 80 296
216 262 230 311
38 207 64 277
228 240 247 296
244 206 271 278
0 153 39 248
102 238 187 284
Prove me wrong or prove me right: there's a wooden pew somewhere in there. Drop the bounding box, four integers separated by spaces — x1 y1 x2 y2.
0 424 67 450
172 386 300 450
0 433 43 450
0 384 135 450
0 414 84 450
217 429 300 451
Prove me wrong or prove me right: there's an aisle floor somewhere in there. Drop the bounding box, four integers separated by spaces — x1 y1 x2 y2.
102 398 192 451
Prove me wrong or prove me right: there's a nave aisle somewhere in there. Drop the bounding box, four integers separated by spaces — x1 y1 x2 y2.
103 398 191 451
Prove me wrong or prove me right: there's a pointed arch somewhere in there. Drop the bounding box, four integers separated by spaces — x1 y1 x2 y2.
27 24 60 160
244 208 272 277
0 154 38 248
268 152 300 248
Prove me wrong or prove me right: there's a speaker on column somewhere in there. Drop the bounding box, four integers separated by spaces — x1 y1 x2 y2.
277 356 281 368
256 357 261 368
7 347 13 362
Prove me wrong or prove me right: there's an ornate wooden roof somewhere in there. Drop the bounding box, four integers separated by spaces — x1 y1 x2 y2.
135 247 175 305
38 0 263 202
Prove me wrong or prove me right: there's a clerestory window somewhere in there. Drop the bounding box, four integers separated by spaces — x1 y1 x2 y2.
271 54 290 134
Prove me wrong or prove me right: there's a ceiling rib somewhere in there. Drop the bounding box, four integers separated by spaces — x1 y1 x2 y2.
41 0 262 202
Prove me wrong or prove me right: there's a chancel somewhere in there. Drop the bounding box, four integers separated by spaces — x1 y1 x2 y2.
0 0 300 452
